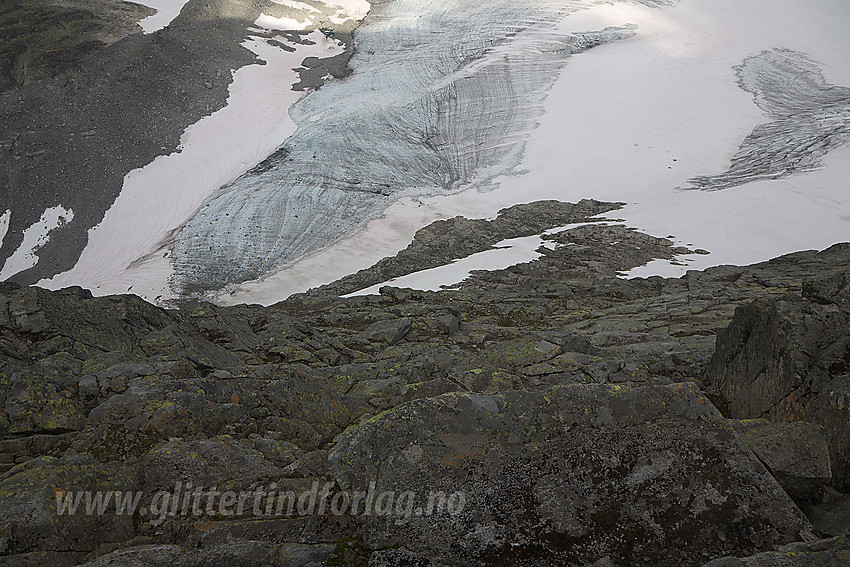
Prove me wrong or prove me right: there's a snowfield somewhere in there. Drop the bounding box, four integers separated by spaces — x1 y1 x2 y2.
0 211 9 251
0 206 74 281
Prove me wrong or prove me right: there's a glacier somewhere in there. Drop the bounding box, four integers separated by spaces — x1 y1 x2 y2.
172 0 645 292
16 0 849 304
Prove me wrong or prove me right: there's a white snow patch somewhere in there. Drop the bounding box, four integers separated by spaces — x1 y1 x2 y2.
135 0 190 34
257 0 369 29
341 220 618 296
323 0 370 22
227 0 850 303
340 221 616 297
0 210 9 250
273 0 321 12
621 255 700 279
255 14 314 31
41 31 344 298
1 206 73 280
344 235 548 297
542 221 616 236
225 219 612 305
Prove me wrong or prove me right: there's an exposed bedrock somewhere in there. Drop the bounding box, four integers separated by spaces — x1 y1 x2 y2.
0 0 154 93
311 199 627 297
686 49 850 191
2 221 850 565
706 270 850 491
730 418 832 504
329 383 810 566
172 0 645 291
703 534 850 567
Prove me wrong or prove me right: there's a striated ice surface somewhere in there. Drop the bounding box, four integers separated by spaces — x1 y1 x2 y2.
135 0 191 33
173 0 643 291
686 49 850 191
40 31 345 299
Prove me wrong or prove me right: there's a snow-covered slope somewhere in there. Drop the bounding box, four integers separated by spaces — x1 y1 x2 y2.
1 206 73 282
43 32 346 298
134 0 191 33
21 0 850 303
223 0 850 303
39 0 365 298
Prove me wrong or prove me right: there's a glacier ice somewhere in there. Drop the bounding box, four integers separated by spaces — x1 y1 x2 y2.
686 49 850 191
172 0 643 292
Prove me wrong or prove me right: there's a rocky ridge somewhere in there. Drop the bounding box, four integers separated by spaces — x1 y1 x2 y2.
0 206 848 565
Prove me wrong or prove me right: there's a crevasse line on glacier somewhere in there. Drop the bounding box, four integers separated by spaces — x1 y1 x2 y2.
685 48 850 191
173 0 648 293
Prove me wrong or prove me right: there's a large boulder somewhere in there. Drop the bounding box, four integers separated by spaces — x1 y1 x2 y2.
706 273 850 489
360 319 412 346
703 534 850 567
730 419 832 503
329 383 811 566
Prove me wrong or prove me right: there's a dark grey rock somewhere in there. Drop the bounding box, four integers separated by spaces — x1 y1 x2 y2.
702 534 850 567
2 220 850 563
803 272 850 311
361 318 412 345
731 419 832 503
329 383 811 566
76 545 183 567
706 273 850 489
0 454 139 555
0 0 151 93
307 200 623 297
0 550 87 567
77 541 332 567
369 548 440 567
801 487 850 538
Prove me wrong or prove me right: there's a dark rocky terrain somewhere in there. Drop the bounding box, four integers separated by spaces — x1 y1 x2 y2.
0 0 153 93
0 205 848 566
1 0 848 562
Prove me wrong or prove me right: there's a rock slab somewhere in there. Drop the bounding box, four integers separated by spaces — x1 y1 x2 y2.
707 272 850 489
330 383 811 566
731 418 832 503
